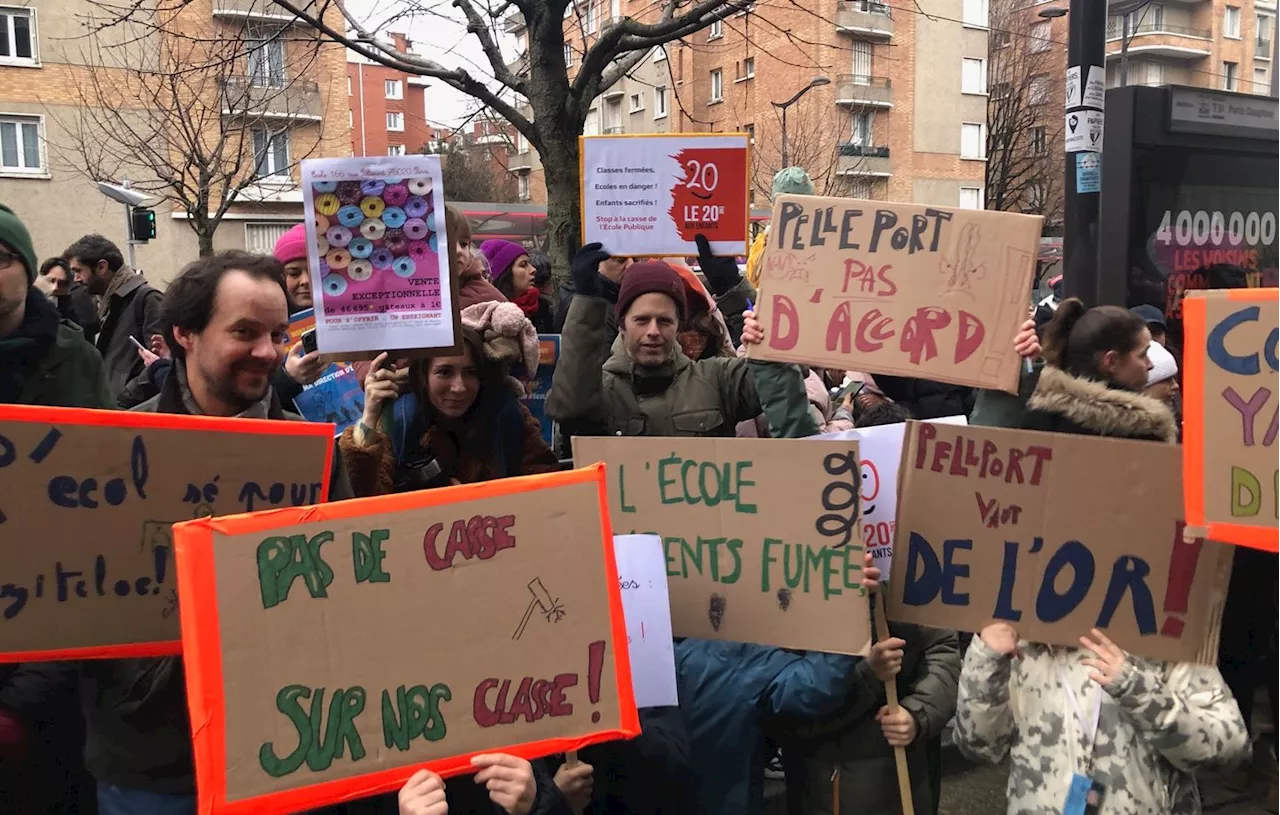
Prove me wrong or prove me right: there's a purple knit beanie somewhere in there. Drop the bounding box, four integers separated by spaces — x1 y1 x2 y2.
479 239 528 284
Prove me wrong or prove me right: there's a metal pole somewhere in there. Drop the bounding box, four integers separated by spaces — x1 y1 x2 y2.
121 178 137 270
1062 0 1107 306
780 104 789 168
1120 33 1130 86
1272 24 1278 97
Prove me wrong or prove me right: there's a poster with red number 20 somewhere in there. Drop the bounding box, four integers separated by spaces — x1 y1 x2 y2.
580 134 750 258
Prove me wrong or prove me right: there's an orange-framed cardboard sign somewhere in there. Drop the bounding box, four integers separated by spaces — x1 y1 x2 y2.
1182 288 1279 552
887 422 1233 663
0 404 333 662
173 465 639 815
746 195 1042 394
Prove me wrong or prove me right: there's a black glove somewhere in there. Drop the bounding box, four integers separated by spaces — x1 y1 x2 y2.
695 233 742 297
571 242 610 299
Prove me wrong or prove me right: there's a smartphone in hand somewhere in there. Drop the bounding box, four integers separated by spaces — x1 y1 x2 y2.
301 329 318 355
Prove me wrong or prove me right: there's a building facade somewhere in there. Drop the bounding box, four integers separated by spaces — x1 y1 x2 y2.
347 33 434 157
0 0 349 285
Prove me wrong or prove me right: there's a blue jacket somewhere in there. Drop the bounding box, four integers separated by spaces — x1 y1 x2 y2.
675 639 857 815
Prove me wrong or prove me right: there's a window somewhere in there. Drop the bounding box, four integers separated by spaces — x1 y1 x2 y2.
630 92 643 112
1031 125 1046 155
1027 180 1046 210
959 187 984 209
386 111 404 131
1030 21 1051 52
0 7 36 64
654 85 668 118
387 145 405 156
1143 61 1164 86
1259 15 1273 47
741 56 754 79
852 41 872 83
851 111 873 145
347 76 352 95
708 19 723 39
1028 74 1049 104
247 29 285 88
347 109 353 127
517 131 529 153
385 79 402 99
1255 67 1269 93
252 128 289 178
960 123 985 159
962 0 987 28
564 43 573 67
994 30 1012 49
990 81 1011 100
583 1 598 35
584 107 600 135
604 98 622 132
245 223 294 254
518 174 530 201
1224 6 1240 38
961 57 986 94
1224 61 1238 90
848 178 873 199
743 123 755 143
710 68 723 102
0 115 42 173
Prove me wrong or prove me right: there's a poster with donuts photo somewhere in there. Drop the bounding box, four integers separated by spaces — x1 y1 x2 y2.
301 155 461 359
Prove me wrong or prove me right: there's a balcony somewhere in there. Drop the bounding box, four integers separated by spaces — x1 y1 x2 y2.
509 151 534 172
836 144 891 176
504 10 526 34
222 76 322 120
505 52 530 78
836 1 894 39
603 125 625 134
1105 20 1212 60
1258 38 1273 60
835 75 893 107
213 0 312 23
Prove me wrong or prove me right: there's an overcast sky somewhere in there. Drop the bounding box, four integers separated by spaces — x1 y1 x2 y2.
342 0 519 129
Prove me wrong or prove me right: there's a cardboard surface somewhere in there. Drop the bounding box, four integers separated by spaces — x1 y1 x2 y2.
574 436 872 655
887 422 1233 663
1182 289 1279 552
0 405 333 661
746 196 1042 393
613 535 679 709
174 466 637 814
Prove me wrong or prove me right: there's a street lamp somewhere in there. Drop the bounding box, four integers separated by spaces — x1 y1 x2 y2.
772 75 830 169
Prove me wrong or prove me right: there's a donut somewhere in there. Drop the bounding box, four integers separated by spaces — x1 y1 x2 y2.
406 177 431 196
318 259 330 276
313 212 330 233
383 229 407 254
316 235 330 255
360 179 386 197
392 256 416 278
348 237 374 259
322 273 348 297
382 176 403 184
403 196 429 219
337 205 365 228
325 248 351 270
371 248 395 270
382 183 409 207
359 218 386 241
336 180 363 204
325 225 352 248
428 233 438 254
403 217 429 240
425 210 436 233
407 240 431 262
347 259 374 281
314 193 340 216
381 206 407 229
359 196 386 219
313 180 337 194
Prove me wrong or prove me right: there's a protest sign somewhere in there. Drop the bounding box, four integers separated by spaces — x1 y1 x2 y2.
815 416 967 578
746 196 1042 393
573 436 871 654
173 465 638 814
285 309 364 436
580 133 750 257
887 422 1234 663
614 535 679 709
302 155 462 360
1182 288 1279 552
0 405 333 662
521 335 560 449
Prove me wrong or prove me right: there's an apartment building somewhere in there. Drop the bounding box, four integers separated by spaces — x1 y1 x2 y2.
348 33 433 156
0 0 349 283
1103 0 1276 94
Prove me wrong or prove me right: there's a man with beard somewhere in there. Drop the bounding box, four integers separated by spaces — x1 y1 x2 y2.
83 251 351 815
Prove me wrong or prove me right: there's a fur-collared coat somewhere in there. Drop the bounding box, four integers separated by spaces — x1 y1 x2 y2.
1020 365 1179 442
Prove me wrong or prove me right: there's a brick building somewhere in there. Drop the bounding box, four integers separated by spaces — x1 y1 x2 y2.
347 33 434 156
0 0 350 284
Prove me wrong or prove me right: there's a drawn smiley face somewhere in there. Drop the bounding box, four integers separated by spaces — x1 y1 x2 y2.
860 459 880 517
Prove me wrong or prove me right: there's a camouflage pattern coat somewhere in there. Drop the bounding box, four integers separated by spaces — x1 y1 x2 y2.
955 636 1248 814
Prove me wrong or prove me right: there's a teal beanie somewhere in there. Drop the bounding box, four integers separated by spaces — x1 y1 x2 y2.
0 204 37 283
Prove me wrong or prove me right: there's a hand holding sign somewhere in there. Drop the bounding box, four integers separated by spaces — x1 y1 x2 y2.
471 754 537 815
398 769 448 815
868 637 906 683
876 705 918 748
1080 628 1128 688
979 622 1021 658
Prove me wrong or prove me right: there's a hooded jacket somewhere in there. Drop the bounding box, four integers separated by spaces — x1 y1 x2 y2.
953 364 1247 815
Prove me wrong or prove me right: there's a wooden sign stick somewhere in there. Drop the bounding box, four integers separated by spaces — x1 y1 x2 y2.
875 589 915 815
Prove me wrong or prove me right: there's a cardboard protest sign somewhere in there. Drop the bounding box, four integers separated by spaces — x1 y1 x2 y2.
580 133 751 257
887 422 1233 663
746 196 1042 393
1182 289 1279 552
815 416 968 579
574 436 871 655
302 155 462 361
173 465 638 814
285 309 364 436
0 405 333 662
614 535 679 709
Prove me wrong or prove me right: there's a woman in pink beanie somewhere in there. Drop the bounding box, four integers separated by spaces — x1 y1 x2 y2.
480 239 553 333
273 222 312 312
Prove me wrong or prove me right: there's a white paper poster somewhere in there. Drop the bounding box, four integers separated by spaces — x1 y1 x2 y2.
1065 109 1105 153
1066 66 1081 108
613 534 679 709
580 134 751 258
1083 65 1106 110
301 155 460 360
815 417 968 579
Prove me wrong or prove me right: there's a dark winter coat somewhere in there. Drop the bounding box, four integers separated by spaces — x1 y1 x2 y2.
55 283 101 342
95 269 164 401
5 292 113 409
1020 365 1178 443
873 374 975 420
968 361 1042 429
79 366 352 794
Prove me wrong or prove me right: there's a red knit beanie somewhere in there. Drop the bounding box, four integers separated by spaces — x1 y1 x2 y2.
616 261 687 321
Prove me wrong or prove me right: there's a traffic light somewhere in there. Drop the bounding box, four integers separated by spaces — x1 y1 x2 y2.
130 208 157 241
